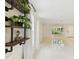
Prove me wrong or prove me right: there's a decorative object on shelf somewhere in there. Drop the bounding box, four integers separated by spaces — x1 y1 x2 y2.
14 30 23 41
52 26 63 35
13 28 24 41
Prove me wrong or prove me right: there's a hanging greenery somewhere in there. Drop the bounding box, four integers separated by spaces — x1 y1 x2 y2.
16 0 31 14
6 0 31 28
10 15 31 29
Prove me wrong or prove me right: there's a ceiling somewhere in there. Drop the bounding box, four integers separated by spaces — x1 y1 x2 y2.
34 0 74 24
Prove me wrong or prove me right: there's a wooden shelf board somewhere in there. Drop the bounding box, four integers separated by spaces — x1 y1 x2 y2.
5 25 24 28
5 25 11 27
12 26 24 28
5 38 30 47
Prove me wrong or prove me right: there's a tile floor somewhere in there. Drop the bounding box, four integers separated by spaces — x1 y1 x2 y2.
33 37 74 59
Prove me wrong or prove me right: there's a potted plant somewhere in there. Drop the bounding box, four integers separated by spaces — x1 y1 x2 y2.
9 15 22 26
9 15 31 28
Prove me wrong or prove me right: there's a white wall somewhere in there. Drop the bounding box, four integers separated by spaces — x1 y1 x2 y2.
6 45 23 59
39 23 74 44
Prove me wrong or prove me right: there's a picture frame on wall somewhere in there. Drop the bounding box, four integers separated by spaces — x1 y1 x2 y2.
52 26 63 35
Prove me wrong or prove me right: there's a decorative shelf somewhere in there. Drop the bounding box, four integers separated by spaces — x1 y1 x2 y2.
5 25 24 28
5 38 30 47
5 25 11 27
5 0 32 53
